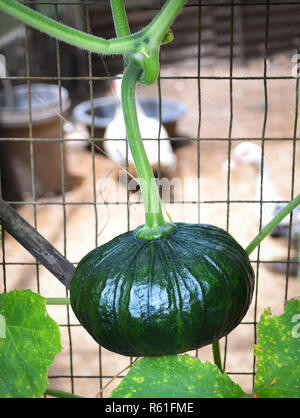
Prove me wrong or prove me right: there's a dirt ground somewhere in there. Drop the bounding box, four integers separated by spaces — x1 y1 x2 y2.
1 53 300 397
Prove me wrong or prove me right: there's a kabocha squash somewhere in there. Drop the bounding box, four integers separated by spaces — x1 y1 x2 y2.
70 223 254 356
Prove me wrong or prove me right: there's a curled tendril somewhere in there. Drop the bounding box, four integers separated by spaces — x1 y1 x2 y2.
132 48 160 85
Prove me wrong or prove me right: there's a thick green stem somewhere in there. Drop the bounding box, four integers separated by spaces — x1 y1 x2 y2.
45 387 84 398
245 194 300 255
121 61 175 240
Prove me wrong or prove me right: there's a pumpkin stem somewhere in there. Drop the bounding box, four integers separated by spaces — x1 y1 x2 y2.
121 61 176 240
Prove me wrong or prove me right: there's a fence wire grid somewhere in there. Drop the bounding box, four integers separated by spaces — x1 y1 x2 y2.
0 0 300 398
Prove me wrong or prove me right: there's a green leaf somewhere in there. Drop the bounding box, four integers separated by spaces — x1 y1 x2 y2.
254 298 300 398
0 289 61 398
110 354 247 398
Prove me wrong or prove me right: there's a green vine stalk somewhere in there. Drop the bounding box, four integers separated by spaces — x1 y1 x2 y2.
0 0 185 85
46 297 70 305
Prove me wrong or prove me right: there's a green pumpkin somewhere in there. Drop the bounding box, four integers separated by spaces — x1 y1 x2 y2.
70 223 254 357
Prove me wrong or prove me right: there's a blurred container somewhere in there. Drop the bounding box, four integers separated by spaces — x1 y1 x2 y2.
0 83 75 201
72 96 187 145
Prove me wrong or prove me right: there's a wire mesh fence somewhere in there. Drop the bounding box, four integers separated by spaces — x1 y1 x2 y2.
0 0 300 397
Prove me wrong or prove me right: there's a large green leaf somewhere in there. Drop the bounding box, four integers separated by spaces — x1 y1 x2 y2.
0 289 61 398
254 298 300 398
110 354 246 398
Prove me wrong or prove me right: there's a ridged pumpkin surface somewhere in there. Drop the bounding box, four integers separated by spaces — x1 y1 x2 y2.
70 223 254 356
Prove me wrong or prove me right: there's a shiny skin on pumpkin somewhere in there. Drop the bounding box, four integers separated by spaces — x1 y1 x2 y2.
70 223 255 357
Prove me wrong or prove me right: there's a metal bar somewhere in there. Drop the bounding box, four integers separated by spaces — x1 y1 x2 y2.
2 259 297 267
251 0 271 391
1 75 300 80
196 2 202 225
222 0 235 374
84 2 104 398
0 219 7 293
